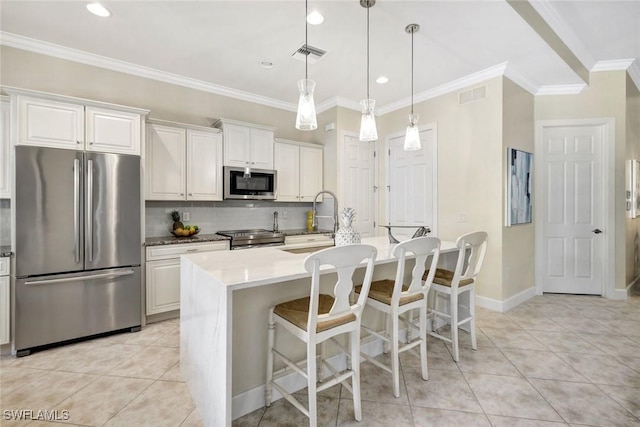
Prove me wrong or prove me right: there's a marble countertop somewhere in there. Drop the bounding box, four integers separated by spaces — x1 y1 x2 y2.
182 236 457 291
0 246 12 257
145 234 230 247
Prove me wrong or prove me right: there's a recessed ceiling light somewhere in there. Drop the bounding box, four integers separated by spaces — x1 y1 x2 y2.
260 61 273 69
307 11 324 25
376 76 389 84
86 3 111 17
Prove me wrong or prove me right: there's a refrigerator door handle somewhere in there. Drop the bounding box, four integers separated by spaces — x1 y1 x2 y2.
24 269 135 285
87 159 94 262
73 158 81 264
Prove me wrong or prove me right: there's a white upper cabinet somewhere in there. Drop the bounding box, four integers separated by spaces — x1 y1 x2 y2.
85 107 141 155
145 121 222 201
11 90 147 155
274 142 300 201
186 130 223 201
274 139 323 202
299 145 323 201
146 124 186 200
0 98 11 199
17 96 85 149
215 119 275 169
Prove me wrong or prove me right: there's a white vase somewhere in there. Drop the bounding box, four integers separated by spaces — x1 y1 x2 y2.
335 220 361 246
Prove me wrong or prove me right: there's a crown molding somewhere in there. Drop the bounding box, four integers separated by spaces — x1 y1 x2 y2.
591 59 636 72
536 84 586 95
0 31 298 113
627 61 640 92
315 96 361 114
592 59 640 91
528 0 596 71
503 65 539 95
377 62 509 115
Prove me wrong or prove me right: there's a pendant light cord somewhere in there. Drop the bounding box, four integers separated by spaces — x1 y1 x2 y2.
366 3 370 100
410 28 414 116
305 0 308 80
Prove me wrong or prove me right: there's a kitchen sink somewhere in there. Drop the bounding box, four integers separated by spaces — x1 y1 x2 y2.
281 245 334 254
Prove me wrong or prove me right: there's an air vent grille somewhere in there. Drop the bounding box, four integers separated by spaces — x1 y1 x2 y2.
292 43 327 64
459 85 487 104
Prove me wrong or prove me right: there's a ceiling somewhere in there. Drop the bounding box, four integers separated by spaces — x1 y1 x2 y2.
1 1 638 114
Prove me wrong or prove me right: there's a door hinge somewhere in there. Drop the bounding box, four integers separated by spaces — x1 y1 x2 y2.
387 185 391 192
373 185 378 192
388 149 391 156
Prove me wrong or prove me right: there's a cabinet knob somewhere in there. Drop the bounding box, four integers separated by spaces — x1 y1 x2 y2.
180 193 184 196
189 193 193 196
251 162 255 165
245 161 249 165
77 140 81 144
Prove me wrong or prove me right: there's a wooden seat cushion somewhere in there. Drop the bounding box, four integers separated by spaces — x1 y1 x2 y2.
354 279 423 306
273 294 356 333
422 268 474 287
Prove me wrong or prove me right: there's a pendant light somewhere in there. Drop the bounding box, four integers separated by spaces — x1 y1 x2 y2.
359 0 378 142
295 0 318 131
404 24 421 151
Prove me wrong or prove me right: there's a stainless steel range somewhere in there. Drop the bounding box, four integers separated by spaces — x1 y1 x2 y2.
216 229 285 250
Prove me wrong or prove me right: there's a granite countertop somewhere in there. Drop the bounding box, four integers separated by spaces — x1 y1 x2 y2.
0 246 12 257
282 229 333 236
145 229 333 247
145 234 230 247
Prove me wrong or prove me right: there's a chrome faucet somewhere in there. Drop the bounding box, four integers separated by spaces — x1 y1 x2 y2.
312 190 339 235
273 211 279 232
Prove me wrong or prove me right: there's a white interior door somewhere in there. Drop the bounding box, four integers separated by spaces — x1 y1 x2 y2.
539 124 604 295
342 134 376 238
388 128 437 242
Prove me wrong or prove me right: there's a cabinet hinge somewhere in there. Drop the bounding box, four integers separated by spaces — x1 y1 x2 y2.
387 185 391 192
373 151 376 158
388 149 391 156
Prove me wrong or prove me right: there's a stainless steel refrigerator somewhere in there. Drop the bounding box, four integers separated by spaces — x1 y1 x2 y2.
14 146 142 356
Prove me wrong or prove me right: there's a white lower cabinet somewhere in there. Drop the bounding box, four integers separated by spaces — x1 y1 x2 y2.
145 241 228 315
0 257 10 345
283 234 334 249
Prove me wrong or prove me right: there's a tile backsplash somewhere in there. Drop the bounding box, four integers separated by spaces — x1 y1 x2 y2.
0 199 10 246
145 199 337 237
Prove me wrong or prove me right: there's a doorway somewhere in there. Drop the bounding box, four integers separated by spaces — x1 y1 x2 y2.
535 119 615 295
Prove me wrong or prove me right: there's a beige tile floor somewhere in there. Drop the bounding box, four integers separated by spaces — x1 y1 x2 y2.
1 293 639 427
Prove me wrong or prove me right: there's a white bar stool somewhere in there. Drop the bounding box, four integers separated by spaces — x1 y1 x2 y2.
425 231 488 362
356 236 441 398
265 244 377 427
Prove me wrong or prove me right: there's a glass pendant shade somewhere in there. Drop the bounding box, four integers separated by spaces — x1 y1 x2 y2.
295 79 317 131
359 99 378 142
404 114 421 150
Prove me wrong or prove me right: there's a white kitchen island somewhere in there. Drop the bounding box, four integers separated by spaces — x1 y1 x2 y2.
180 236 459 427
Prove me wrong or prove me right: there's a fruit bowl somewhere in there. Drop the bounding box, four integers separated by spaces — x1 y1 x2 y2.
170 229 200 237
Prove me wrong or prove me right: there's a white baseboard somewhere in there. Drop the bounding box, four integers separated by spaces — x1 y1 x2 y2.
476 286 536 313
231 335 385 420
609 287 630 300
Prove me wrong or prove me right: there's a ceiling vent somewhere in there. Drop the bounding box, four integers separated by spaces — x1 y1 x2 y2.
292 43 327 64
459 85 487 105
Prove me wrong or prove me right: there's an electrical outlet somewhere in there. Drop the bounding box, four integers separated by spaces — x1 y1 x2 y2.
283 210 288 219
458 213 467 223
183 211 191 221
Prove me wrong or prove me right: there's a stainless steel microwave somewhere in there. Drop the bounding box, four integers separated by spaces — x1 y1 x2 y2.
223 166 277 200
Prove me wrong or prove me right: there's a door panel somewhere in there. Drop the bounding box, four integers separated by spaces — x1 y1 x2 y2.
541 125 603 294
85 152 141 270
388 129 437 241
15 146 84 276
342 135 375 238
